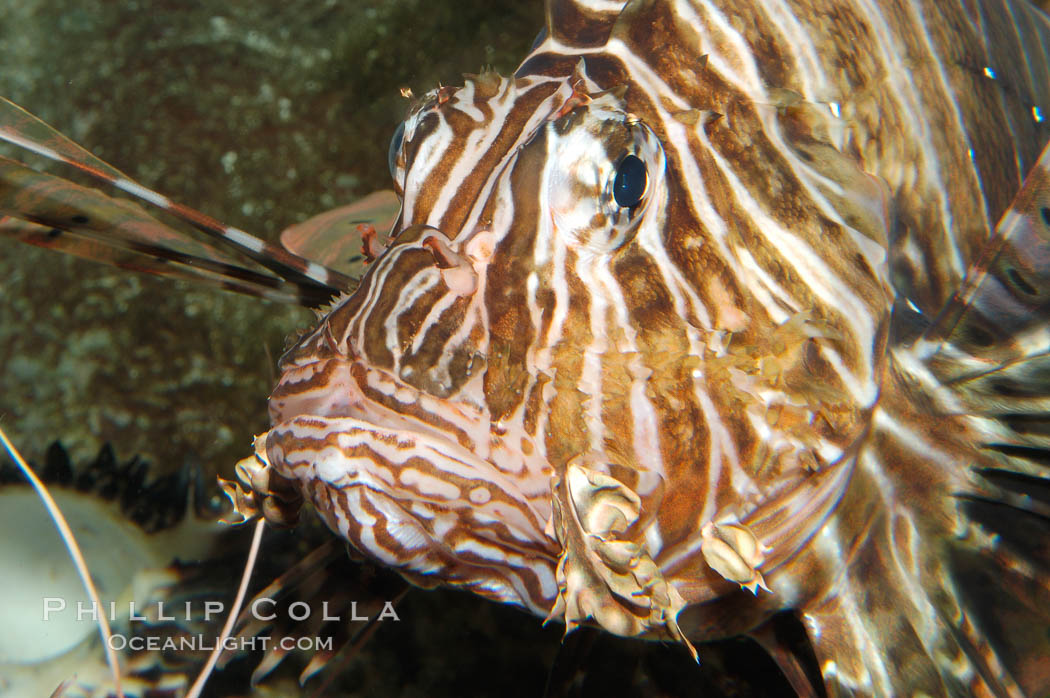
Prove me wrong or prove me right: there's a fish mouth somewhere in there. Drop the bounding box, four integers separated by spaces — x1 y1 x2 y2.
265 350 547 505
259 354 559 608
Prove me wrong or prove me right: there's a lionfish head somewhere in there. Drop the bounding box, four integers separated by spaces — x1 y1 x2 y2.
226 56 886 655
258 70 677 615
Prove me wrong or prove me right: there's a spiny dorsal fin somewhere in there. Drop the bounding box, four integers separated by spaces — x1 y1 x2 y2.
0 97 353 307
919 138 1050 384
0 157 315 304
896 138 1050 696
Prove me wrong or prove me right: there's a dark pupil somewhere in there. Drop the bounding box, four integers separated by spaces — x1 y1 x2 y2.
613 154 647 208
388 121 406 180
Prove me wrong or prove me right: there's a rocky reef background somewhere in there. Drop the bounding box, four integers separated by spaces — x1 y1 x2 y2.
0 2 795 696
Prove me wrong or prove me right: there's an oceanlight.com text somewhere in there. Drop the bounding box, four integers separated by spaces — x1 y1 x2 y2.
107 634 335 653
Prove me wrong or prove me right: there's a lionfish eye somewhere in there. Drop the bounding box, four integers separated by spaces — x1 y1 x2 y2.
613 154 647 208
388 121 405 181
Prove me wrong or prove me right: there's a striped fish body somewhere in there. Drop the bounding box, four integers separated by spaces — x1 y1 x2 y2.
225 1 1050 694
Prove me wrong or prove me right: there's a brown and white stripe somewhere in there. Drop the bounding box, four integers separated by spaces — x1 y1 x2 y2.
229 1 1050 695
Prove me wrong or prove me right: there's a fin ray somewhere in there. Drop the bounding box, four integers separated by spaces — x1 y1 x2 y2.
0 98 352 306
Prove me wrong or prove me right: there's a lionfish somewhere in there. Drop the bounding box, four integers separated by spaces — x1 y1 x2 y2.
3 0 1050 695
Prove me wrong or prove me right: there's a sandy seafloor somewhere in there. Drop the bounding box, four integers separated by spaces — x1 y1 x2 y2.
0 2 795 696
